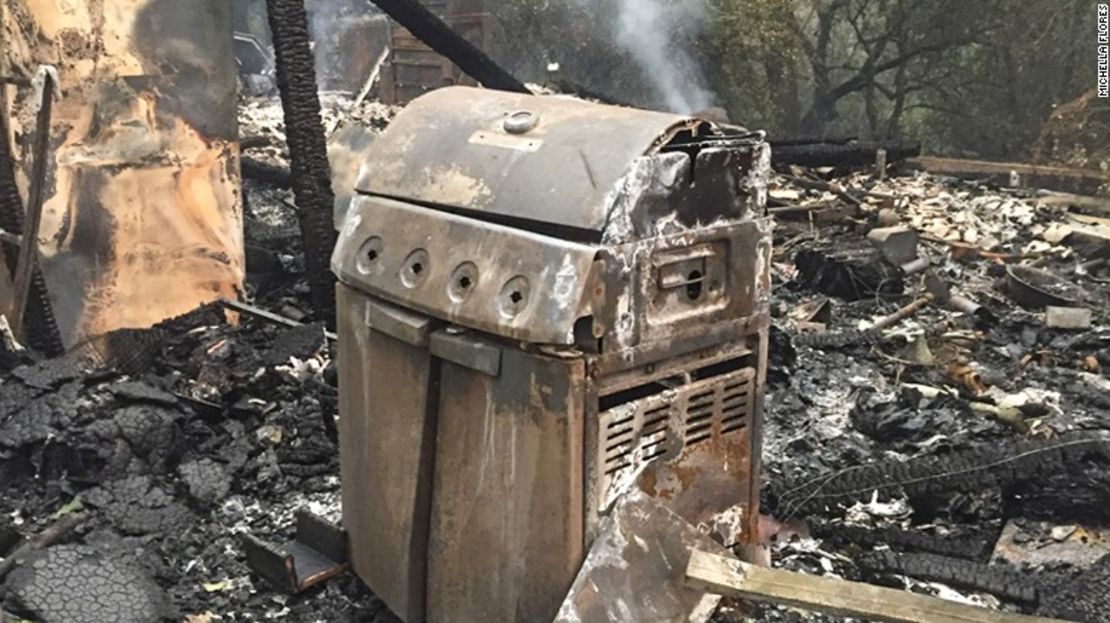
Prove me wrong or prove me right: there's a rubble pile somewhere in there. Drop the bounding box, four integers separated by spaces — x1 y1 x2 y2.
0 302 390 621
761 165 1110 620
1 85 1109 622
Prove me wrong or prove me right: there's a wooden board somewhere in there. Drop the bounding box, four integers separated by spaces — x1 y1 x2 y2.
686 550 1070 623
912 157 1105 182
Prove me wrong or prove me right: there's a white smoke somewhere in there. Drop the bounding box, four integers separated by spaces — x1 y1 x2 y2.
609 0 715 113
306 0 375 89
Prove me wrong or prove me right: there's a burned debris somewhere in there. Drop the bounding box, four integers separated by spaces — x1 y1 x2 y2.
1 1 1109 623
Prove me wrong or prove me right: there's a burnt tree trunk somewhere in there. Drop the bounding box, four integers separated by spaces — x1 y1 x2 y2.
265 0 337 323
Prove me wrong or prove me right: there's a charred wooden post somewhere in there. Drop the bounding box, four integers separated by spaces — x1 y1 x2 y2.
265 0 338 323
371 0 528 94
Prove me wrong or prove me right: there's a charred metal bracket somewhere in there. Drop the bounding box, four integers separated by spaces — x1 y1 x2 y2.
364 295 436 347
430 329 502 377
242 511 349 594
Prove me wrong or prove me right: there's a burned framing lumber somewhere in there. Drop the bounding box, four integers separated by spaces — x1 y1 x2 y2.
686 550 1068 623
370 0 528 94
912 157 1106 194
770 140 920 168
912 157 1105 182
857 551 1039 605
265 0 338 323
771 432 1110 518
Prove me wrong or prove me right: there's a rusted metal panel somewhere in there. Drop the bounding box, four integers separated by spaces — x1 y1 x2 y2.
354 86 708 232
595 367 756 517
583 341 764 543
555 491 728 623
338 286 439 622
427 340 586 623
5 0 243 347
334 195 603 345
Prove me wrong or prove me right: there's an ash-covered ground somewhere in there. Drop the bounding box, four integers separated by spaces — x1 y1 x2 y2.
2 93 1109 623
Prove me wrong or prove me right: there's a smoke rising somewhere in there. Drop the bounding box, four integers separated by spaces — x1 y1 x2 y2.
609 0 715 113
306 0 374 89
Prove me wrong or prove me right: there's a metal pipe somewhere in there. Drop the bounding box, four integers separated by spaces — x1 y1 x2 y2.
900 256 932 276
10 70 53 341
0 57 62 356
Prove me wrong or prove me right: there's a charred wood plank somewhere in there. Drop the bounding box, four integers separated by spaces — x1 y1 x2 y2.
793 327 883 350
857 550 1039 606
771 432 1110 518
810 522 997 562
686 550 1065 623
912 157 1105 184
771 140 920 168
912 157 1106 195
370 0 528 94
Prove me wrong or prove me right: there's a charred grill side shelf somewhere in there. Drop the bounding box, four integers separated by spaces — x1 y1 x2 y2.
333 86 771 623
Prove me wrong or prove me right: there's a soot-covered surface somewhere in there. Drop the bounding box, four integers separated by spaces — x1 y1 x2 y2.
3 92 1110 622
758 169 1110 621
0 302 392 622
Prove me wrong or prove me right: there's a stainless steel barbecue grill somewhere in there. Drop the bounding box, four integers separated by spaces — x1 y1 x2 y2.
332 86 772 623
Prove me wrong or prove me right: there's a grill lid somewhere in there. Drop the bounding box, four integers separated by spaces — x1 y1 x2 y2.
353 86 709 233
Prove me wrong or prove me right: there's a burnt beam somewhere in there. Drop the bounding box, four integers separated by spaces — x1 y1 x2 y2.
265 0 338 323
770 140 920 168
370 0 529 94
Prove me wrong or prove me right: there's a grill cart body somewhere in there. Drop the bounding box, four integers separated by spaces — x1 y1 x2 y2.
332 86 772 623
